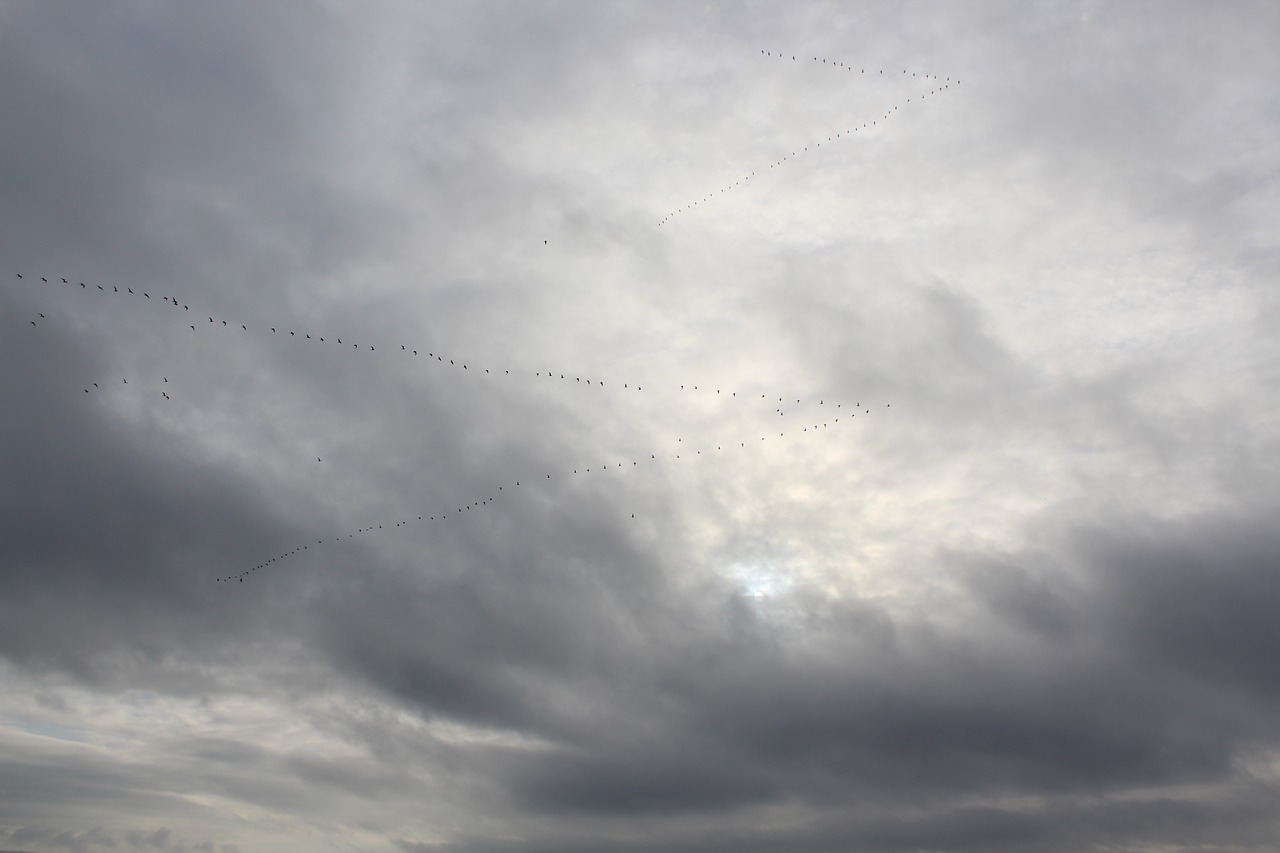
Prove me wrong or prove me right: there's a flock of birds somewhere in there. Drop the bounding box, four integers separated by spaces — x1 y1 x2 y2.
17 270 652 392
14 266 891 585
16 270 865 414
658 51 958 226
11 49 931 585
214 401 885 584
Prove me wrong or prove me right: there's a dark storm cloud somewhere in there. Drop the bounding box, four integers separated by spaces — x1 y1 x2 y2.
295 486 1280 828
375 501 1280 852
1071 509 1280 698
0 300 297 685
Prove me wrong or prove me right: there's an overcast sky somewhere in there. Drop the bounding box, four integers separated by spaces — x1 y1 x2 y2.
2 2 1279 852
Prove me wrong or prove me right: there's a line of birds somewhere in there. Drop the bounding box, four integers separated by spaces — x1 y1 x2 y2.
17 273 184 307
79 375 173 399
658 51 958 226
14 270 874 415
217 399 891 584
760 51 960 85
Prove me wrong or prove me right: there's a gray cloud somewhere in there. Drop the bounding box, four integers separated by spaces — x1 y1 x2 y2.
3 2 1279 852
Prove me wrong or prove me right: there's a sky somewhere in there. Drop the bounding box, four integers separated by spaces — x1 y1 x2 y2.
2 1 1279 851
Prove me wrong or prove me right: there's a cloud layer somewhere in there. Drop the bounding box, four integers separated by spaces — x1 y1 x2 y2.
2 2 1279 851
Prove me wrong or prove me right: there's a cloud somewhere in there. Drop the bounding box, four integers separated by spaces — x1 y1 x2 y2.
2 2 1279 852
